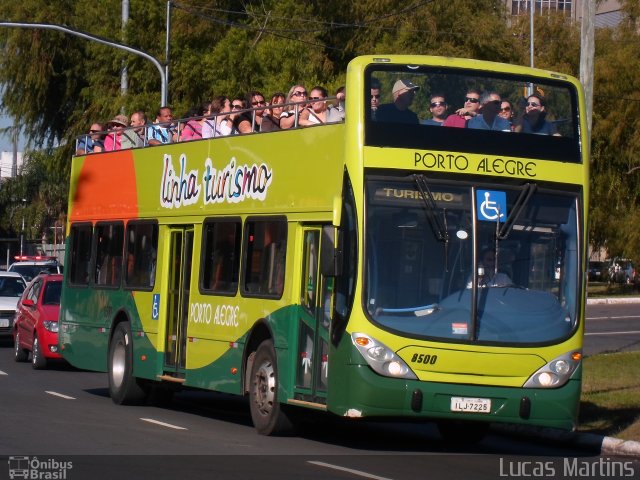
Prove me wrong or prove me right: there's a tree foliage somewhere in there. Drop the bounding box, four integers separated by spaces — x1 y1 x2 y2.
0 0 638 261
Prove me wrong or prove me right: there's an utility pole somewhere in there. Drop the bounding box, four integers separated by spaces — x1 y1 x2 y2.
121 0 130 107
580 0 595 150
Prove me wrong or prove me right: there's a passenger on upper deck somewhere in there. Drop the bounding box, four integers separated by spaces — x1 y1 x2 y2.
376 79 420 124
121 111 147 149
280 85 307 129
229 98 247 134
103 115 129 151
499 100 513 125
203 96 233 138
179 103 209 141
76 123 105 155
515 94 560 136
333 86 345 120
299 86 343 125
443 88 481 128
147 106 177 145
421 93 447 126
370 78 381 120
235 91 267 133
260 92 286 132
467 91 512 131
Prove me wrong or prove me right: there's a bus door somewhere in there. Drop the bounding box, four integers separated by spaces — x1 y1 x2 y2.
296 227 333 404
163 226 194 377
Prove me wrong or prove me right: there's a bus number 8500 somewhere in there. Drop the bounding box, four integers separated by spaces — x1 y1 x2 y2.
411 353 438 365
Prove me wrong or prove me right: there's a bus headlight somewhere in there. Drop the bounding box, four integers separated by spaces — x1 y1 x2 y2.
351 333 417 380
523 351 581 388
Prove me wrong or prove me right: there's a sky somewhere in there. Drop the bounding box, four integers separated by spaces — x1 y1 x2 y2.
0 113 26 152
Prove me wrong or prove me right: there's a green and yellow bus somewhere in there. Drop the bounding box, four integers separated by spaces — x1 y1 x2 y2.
59 55 588 439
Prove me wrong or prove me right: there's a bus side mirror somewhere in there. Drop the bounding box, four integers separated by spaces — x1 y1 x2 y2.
321 225 342 277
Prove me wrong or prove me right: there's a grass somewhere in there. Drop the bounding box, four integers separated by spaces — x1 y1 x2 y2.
587 281 640 297
579 351 640 441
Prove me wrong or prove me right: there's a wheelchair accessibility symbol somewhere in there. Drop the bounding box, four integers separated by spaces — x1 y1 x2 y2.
477 190 507 222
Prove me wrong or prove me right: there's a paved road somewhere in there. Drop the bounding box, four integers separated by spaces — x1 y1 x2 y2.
1 339 639 480
585 302 640 356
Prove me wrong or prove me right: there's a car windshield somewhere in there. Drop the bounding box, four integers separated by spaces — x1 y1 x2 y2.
43 281 62 305
10 265 58 282
0 277 26 297
364 174 580 345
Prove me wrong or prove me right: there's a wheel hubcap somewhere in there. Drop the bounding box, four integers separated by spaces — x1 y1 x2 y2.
253 361 276 416
111 339 126 388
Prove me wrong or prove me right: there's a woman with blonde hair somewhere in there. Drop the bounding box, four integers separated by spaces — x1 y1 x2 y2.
279 84 307 129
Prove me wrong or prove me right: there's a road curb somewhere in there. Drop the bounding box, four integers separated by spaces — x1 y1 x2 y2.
492 424 640 457
587 296 640 305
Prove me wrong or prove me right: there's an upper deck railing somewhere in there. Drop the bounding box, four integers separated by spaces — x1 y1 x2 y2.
74 96 343 156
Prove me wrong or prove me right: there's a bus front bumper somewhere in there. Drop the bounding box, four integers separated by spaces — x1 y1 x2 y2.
328 364 580 431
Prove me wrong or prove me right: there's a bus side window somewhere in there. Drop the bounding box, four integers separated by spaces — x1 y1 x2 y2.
201 219 241 295
68 224 93 286
242 218 287 297
94 222 124 287
125 222 158 289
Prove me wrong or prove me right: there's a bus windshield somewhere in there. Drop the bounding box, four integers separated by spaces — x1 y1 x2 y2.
365 64 580 163
364 175 580 345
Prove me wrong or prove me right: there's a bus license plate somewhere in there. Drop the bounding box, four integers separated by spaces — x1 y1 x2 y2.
450 397 491 413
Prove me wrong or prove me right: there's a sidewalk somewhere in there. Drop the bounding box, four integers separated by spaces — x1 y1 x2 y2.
587 296 640 305
492 424 640 457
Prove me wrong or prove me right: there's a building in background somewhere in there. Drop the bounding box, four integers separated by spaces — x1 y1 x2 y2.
0 150 23 181
507 0 624 28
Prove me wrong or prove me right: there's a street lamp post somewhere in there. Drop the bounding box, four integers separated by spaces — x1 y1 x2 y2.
20 198 26 256
0 22 167 106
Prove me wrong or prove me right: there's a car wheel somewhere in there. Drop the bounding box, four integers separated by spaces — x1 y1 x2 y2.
14 332 28 362
108 322 147 405
32 335 47 370
249 339 296 436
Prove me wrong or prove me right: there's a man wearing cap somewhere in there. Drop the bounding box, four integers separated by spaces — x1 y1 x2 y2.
375 79 420 124
103 114 129 151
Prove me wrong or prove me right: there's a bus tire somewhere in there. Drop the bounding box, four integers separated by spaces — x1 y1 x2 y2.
437 420 489 445
31 335 47 370
108 322 147 405
14 332 28 362
249 339 295 436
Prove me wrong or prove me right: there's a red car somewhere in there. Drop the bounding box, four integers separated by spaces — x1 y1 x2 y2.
13 273 63 369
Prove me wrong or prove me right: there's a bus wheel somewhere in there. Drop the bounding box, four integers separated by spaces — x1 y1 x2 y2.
32 335 47 370
249 339 295 436
14 332 28 362
437 420 489 445
108 322 147 405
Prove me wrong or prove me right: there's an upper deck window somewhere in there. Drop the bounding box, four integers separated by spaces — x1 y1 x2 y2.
365 65 581 163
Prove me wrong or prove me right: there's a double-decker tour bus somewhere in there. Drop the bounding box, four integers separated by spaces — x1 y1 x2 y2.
59 55 588 439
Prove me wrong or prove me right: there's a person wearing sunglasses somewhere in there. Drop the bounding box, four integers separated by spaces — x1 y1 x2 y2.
233 91 267 134
370 78 381 120
422 93 448 126
299 86 344 126
515 94 560 136
467 91 512 131
280 84 308 129
76 122 105 155
443 88 481 128
376 79 420 124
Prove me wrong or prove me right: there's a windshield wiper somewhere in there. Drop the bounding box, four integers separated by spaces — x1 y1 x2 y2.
497 183 536 240
413 174 448 243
